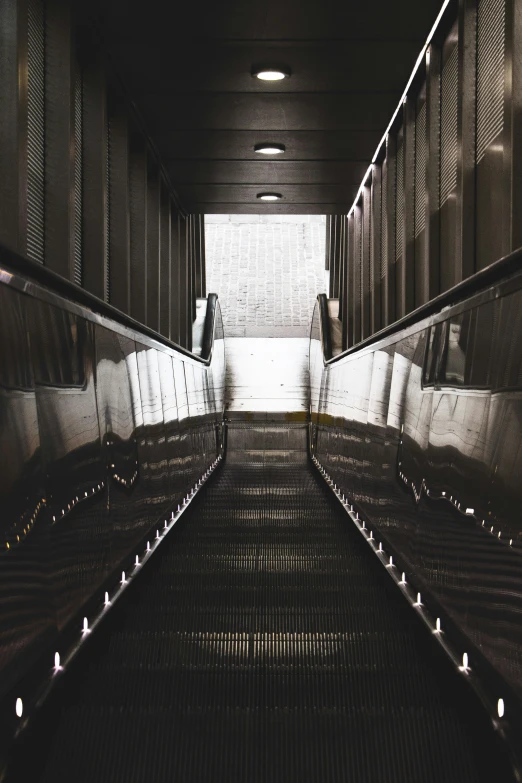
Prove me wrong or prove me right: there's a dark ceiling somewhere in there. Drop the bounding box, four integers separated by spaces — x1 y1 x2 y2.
94 0 443 214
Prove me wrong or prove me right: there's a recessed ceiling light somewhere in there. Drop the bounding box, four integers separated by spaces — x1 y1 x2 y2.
254 143 286 155
252 66 291 81
257 192 282 201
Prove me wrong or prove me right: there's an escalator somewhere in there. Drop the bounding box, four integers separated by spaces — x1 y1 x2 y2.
2 250 522 782
8 456 513 782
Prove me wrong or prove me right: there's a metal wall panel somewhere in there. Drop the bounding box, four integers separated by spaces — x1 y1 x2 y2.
346 213 355 348
105 111 111 302
426 44 441 302
361 185 371 340
159 186 171 339
476 0 507 270
81 54 108 300
439 22 459 293
384 135 396 327
328 215 337 298
187 215 194 345
107 105 130 314
325 215 332 296
27 0 45 264
414 92 427 306
340 214 349 344
170 211 181 346
199 214 206 298
73 63 83 286
352 205 362 346
403 99 416 317
395 130 405 318
44 0 75 281
0 0 28 255
338 214 344 322
370 166 382 336
129 142 147 326
457 0 478 285
178 215 190 350
380 158 388 327
146 164 160 333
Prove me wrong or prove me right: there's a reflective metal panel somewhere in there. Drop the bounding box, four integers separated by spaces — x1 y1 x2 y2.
0 266 225 697
0 287 53 695
135 344 170 523
94 326 142 566
28 300 104 630
311 277 522 700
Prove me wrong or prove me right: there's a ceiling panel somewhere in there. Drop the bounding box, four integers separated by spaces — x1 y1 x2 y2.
166 160 368 186
139 94 397 132
196 203 353 215
99 0 443 42
153 130 381 161
177 183 364 204
115 41 422 94
89 0 446 213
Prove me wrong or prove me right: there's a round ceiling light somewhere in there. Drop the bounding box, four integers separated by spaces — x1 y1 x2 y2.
257 192 282 201
254 143 286 155
252 65 291 81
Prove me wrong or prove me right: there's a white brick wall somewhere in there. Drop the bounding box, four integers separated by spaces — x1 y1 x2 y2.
205 215 326 337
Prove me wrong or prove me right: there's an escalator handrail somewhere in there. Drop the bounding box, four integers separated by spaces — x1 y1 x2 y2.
318 244 522 365
316 293 332 362
201 293 219 362
0 243 220 366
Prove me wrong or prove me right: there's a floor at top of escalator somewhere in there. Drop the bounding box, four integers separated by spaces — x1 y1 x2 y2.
8 457 515 783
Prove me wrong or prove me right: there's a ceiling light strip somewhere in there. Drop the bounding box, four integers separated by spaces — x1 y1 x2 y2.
348 0 453 216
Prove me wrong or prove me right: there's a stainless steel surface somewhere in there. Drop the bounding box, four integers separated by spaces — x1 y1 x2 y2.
0 251 209 367
29 299 105 632
0 286 53 690
226 421 308 465
0 273 225 700
310 270 522 699
226 337 309 420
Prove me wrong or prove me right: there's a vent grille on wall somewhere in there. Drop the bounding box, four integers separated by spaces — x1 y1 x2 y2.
368 187 374 296
476 0 505 164
395 140 404 261
357 208 363 320
105 120 111 303
73 66 83 286
415 102 427 238
27 0 45 264
440 44 459 207
381 162 387 281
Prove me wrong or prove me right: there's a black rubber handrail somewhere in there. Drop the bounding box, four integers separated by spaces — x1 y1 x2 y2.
201 293 218 362
323 245 522 365
317 293 332 361
0 243 218 366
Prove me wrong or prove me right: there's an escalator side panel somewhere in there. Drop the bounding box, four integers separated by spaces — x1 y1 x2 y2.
0 281 224 702
28 300 104 633
0 287 53 692
311 281 522 700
